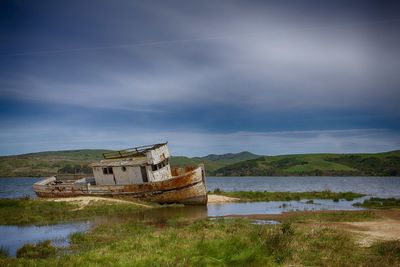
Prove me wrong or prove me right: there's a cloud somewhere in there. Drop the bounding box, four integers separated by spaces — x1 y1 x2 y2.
1 1 399 156
1 1 399 113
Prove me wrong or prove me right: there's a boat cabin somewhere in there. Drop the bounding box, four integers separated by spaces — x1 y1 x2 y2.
90 143 171 185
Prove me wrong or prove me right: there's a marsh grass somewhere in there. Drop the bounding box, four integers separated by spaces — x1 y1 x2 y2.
1 216 400 266
354 197 400 209
16 240 57 259
0 246 9 259
370 240 400 266
213 189 364 202
287 210 377 223
0 198 147 225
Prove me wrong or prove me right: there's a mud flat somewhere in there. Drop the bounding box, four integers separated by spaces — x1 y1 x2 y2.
49 196 152 209
207 194 240 203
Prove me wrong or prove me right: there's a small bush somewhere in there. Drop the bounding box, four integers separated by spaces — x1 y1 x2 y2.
372 240 400 260
213 188 222 194
0 246 9 258
354 197 400 209
259 224 294 264
16 240 57 259
21 194 31 200
281 222 294 235
70 232 86 244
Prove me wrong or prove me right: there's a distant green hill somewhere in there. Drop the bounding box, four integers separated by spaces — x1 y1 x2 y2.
0 149 109 177
0 149 399 177
212 151 400 176
0 150 261 177
170 151 261 174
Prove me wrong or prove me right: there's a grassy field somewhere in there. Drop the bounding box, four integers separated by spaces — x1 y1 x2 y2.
1 149 399 177
212 189 364 202
1 210 399 266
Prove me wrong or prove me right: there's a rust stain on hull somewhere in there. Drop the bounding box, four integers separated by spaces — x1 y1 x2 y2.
33 166 207 205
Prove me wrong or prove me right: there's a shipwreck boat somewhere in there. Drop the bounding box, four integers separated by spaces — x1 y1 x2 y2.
33 143 208 205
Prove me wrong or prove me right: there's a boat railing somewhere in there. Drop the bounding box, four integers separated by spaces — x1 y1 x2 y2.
56 173 88 181
102 142 168 159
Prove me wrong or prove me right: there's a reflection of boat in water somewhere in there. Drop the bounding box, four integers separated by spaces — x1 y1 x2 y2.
33 143 208 205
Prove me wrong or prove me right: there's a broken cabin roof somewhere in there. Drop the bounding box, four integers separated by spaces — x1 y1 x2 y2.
90 157 147 167
102 142 168 159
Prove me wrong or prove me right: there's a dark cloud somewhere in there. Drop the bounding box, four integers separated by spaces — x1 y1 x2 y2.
0 0 399 154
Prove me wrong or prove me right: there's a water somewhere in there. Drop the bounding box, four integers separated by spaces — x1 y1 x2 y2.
207 197 366 217
1 176 400 199
0 177 41 199
207 176 400 197
0 221 91 256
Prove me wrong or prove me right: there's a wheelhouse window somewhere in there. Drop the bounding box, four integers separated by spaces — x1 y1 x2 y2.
122 166 127 172
102 167 114 175
151 158 169 171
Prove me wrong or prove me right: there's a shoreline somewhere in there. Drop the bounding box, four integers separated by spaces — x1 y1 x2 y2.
2 175 400 178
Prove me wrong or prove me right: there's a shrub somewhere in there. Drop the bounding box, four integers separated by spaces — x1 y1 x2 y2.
258 223 294 264
372 240 400 261
213 188 222 194
0 246 9 258
16 240 57 259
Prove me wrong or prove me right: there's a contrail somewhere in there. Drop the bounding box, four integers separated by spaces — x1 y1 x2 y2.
1 18 399 57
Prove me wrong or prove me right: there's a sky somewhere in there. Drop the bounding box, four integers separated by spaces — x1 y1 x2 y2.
1 0 400 156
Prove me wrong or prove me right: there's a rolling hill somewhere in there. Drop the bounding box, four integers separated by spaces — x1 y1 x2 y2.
0 149 109 177
0 149 399 177
212 151 400 176
170 151 261 174
0 150 260 177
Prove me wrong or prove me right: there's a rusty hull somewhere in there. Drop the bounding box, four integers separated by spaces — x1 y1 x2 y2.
33 166 207 205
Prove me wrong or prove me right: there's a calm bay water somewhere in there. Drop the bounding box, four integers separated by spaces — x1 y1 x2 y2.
1 176 400 199
207 176 400 197
0 177 41 199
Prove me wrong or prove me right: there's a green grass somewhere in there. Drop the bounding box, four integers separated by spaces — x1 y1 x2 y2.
0 246 9 259
0 198 148 225
16 240 57 259
1 216 399 266
212 189 364 202
353 197 400 209
371 240 400 266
